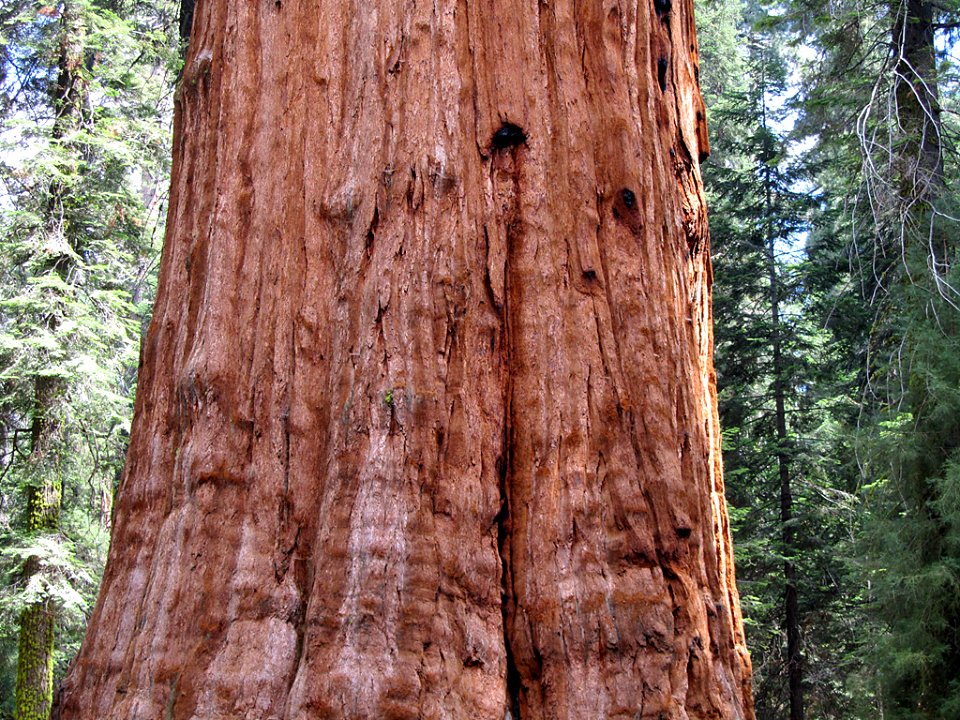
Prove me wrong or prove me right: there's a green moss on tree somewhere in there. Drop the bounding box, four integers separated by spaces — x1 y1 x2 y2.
14 602 56 720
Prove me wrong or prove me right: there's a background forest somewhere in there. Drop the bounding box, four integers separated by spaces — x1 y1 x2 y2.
0 1 957 719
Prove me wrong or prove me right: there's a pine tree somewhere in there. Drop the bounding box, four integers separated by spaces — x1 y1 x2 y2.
699 1 874 716
788 0 960 714
0 1 178 714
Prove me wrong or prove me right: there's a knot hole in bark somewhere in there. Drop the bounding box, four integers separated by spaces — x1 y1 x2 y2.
612 187 643 236
491 122 527 151
657 58 669 92
654 0 672 16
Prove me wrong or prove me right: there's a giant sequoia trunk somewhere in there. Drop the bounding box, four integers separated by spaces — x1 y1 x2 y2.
59 0 753 717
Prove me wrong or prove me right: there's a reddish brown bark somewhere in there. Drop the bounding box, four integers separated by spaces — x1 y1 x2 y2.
59 0 753 718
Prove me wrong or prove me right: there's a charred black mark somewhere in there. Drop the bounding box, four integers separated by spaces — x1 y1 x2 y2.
654 0 672 15
676 527 692 539
491 122 527 151
658 58 669 92
621 188 636 209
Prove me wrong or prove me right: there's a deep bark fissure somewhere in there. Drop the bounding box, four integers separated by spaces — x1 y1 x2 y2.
497 456 523 719
495 139 524 719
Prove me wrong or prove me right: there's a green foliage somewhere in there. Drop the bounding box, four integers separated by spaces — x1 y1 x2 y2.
698 0 876 716
786 0 960 712
1 537 94 617
699 0 960 715
860 257 960 718
0 1 177 714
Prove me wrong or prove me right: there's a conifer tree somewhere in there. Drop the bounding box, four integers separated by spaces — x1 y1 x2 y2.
0 1 178 714
788 0 960 714
699 1 873 716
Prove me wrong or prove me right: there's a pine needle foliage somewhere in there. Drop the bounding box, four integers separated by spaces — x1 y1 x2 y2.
0 1 177 714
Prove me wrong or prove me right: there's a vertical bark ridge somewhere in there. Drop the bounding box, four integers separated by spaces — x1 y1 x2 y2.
59 1 753 718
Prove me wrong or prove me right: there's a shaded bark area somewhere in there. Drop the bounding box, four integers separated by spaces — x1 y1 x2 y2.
60 0 752 718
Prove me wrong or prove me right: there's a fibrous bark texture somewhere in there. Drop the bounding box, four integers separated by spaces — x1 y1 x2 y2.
60 0 753 718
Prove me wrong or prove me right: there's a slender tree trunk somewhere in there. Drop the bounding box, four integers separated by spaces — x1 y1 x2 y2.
758 73 803 720
887 0 950 271
60 1 753 718
14 382 63 720
13 5 85 719
14 601 57 720
764 207 802 720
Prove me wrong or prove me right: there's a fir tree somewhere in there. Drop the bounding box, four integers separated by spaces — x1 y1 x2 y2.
699 1 872 716
0 1 178 714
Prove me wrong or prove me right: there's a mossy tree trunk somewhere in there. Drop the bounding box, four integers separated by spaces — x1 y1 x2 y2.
60 0 754 717
14 382 65 720
13 4 86 719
